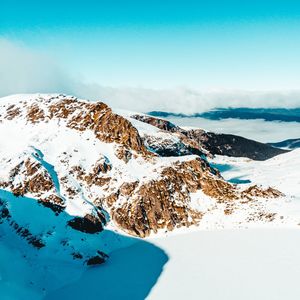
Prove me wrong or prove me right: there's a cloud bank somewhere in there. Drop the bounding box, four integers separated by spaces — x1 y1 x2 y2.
168 116 300 143
1 38 300 114
0 39 76 95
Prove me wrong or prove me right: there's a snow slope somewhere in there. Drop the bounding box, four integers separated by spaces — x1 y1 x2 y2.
148 229 300 300
211 149 300 199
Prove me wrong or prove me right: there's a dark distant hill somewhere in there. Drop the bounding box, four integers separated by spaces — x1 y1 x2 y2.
269 138 300 149
148 108 300 122
185 130 289 161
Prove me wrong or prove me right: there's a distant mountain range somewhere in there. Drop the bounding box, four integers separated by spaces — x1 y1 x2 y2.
148 107 300 122
269 138 300 149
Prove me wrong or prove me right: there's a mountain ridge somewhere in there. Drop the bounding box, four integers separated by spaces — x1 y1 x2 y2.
148 107 300 122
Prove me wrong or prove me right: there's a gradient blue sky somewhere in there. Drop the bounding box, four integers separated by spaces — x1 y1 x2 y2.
1 0 300 90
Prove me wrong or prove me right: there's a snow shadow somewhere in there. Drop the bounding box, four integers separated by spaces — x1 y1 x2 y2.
228 177 251 184
45 239 168 300
210 163 251 185
0 189 168 300
210 162 233 173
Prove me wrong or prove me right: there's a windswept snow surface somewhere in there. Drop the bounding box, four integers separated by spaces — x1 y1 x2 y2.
148 229 300 300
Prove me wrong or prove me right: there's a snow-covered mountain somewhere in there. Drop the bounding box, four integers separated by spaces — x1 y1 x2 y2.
0 94 299 298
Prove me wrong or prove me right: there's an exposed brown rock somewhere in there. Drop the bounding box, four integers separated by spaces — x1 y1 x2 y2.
201 176 238 202
10 173 54 197
3 157 67 216
103 193 119 207
185 129 288 161
109 158 236 237
49 98 80 119
142 133 205 157
242 185 284 199
47 99 149 155
131 114 180 132
247 211 277 222
27 104 45 123
114 146 133 162
84 158 112 186
119 181 139 196
5 105 21 120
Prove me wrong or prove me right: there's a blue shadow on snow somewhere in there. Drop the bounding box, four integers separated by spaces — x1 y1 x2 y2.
0 189 168 300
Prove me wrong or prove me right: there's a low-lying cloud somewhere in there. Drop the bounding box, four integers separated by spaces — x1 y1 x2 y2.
167 116 300 143
1 38 300 114
0 39 76 95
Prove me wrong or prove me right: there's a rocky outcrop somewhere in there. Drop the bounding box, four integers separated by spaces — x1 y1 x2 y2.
108 158 237 237
131 115 207 158
41 98 149 156
1 156 66 215
131 114 181 132
241 185 284 199
67 214 105 233
5 104 21 120
86 251 109 265
1 96 151 159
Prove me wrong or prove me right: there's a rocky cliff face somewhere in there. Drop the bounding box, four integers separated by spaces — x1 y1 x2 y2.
0 94 285 262
130 114 208 158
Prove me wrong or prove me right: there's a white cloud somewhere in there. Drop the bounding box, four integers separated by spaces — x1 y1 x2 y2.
0 39 77 95
95 87 300 114
167 117 300 143
1 38 300 114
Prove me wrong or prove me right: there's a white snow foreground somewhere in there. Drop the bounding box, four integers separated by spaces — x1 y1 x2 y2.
148 229 300 300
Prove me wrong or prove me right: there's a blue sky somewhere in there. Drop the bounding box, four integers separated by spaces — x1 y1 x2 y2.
1 0 300 109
